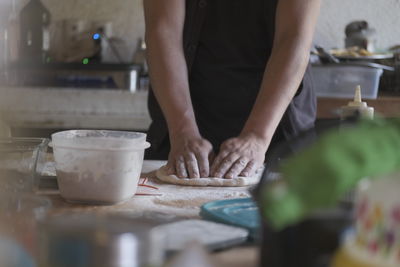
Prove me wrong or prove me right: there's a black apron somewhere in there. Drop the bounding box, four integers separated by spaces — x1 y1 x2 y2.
145 0 316 160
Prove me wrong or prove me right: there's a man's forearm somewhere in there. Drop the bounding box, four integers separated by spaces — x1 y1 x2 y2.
144 0 199 139
146 32 199 138
241 36 311 143
242 0 320 145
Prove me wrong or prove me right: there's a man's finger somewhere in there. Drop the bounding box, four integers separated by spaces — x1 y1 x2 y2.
165 159 175 175
225 157 249 179
166 165 175 175
212 153 239 178
176 157 188 178
239 161 257 177
209 151 216 165
195 151 210 178
185 153 200 178
210 150 229 176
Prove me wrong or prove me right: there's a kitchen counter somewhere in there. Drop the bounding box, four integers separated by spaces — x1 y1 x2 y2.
0 86 151 131
41 160 251 218
39 159 258 267
317 94 400 118
3 86 399 134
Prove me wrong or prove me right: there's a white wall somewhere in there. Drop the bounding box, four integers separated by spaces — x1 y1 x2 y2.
42 0 400 53
315 0 400 49
1 0 399 64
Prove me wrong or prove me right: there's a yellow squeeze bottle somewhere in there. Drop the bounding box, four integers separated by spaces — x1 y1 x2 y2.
340 85 374 120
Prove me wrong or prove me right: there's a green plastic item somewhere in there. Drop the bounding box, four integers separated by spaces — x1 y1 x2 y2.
262 118 400 230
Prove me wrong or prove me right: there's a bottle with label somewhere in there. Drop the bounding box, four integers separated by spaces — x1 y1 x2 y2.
340 85 374 120
19 0 51 64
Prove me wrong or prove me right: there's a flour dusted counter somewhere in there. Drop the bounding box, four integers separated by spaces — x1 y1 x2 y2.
39 159 258 267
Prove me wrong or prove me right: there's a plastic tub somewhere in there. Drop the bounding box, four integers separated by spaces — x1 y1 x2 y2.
311 64 383 99
51 130 150 205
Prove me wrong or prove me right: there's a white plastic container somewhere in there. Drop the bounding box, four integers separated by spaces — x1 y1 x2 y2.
311 64 383 99
51 130 150 205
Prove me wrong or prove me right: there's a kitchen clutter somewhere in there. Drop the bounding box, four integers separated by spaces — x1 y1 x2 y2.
312 20 399 99
344 21 376 52
1 0 147 91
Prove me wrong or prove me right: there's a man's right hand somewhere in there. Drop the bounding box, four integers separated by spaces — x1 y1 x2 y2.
166 134 213 179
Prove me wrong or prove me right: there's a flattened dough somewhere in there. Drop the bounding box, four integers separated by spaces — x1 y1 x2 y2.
156 165 264 187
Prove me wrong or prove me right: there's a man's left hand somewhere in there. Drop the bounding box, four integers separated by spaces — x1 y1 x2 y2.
210 133 269 179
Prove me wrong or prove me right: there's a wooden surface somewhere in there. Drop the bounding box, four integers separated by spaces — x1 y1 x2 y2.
317 95 400 118
212 246 258 267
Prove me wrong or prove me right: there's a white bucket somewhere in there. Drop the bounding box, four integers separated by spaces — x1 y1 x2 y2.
51 130 150 205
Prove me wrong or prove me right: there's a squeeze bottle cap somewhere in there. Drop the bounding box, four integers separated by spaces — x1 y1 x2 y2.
347 85 367 108
340 85 374 120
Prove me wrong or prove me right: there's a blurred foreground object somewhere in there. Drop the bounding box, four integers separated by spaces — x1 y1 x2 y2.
0 193 51 265
165 242 215 267
38 213 165 267
257 118 400 266
262 118 400 230
332 174 400 267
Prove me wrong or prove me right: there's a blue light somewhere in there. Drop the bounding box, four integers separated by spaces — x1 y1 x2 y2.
93 33 100 40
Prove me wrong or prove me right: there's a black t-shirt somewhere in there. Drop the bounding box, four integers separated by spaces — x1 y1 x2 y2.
146 0 316 159
190 0 278 146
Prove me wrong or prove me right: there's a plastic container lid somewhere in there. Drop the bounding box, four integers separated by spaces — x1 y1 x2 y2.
52 130 149 150
200 198 260 239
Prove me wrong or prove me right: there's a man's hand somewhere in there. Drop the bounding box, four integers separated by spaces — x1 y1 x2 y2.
210 133 268 179
167 134 213 178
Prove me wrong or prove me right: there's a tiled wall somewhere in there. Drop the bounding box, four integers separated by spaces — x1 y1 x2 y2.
1 0 399 65
42 0 399 52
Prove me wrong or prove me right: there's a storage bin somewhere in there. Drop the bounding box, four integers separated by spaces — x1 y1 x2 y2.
311 64 383 99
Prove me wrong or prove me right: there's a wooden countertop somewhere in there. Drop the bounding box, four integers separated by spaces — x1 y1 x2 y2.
317 94 400 119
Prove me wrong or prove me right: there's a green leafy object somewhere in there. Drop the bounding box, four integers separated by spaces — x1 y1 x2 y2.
262 119 400 230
